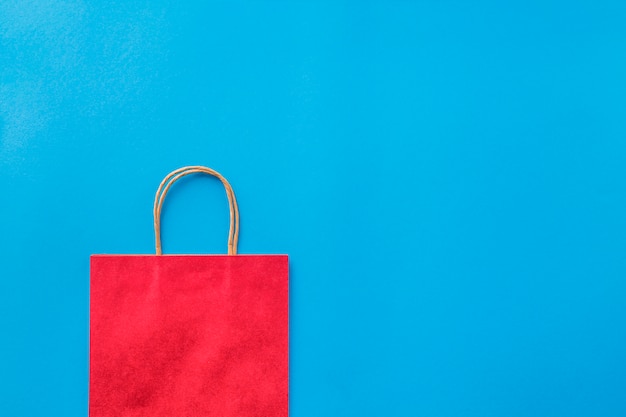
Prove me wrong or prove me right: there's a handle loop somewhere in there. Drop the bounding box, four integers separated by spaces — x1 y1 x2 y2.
153 166 239 255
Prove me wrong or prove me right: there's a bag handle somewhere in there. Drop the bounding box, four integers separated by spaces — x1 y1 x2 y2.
153 166 239 255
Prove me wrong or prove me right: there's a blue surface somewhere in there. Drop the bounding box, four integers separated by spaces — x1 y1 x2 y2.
2 1 626 415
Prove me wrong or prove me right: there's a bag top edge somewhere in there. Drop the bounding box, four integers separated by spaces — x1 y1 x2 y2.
90 254 289 257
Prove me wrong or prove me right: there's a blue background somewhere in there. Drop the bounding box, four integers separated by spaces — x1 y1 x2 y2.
1 1 626 415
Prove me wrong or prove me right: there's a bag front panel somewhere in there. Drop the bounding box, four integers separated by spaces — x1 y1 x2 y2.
89 255 288 417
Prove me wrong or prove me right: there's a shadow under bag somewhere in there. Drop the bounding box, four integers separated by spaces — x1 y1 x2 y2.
89 166 289 416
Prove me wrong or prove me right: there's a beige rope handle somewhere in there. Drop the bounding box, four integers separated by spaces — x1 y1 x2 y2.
153 166 239 255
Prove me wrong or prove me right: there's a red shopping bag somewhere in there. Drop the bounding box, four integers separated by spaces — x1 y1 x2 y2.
89 166 288 417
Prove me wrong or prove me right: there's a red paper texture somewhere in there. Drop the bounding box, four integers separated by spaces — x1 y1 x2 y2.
89 255 288 417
